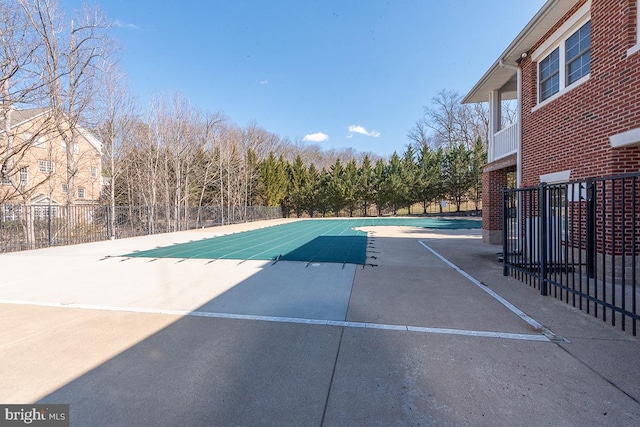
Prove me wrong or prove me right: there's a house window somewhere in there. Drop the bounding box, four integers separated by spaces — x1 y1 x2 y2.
77 187 85 198
1 165 9 184
532 0 591 107
61 183 68 193
73 143 79 154
539 48 560 101
24 132 45 148
19 167 28 186
38 160 55 173
3 205 22 221
538 20 591 102
566 21 591 85
34 205 58 220
90 167 98 178
61 140 67 149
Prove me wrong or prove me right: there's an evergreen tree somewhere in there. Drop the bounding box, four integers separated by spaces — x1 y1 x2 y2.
327 158 346 216
401 144 419 213
257 152 288 207
304 163 321 217
372 158 388 216
442 143 473 212
385 152 406 215
287 155 307 217
316 168 331 217
468 137 486 210
343 159 359 217
358 155 375 216
417 144 444 214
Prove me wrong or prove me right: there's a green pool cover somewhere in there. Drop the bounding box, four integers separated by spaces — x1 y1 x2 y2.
124 217 480 265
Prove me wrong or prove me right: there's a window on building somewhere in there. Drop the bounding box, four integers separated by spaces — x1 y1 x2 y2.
33 205 58 221
3 204 23 221
566 21 591 85
630 2 640 56
61 183 69 193
19 167 28 186
539 48 560 101
61 140 67 149
38 160 55 173
1 164 9 185
90 167 98 178
24 132 45 148
536 16 591 104
73 143 79 154
77 187 85 198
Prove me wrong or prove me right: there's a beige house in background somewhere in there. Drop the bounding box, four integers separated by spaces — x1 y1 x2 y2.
1 107 103 208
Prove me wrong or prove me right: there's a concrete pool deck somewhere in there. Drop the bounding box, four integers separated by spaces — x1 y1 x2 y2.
1 219 639 426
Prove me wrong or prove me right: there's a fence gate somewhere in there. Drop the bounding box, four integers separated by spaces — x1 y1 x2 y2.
502 173 639 336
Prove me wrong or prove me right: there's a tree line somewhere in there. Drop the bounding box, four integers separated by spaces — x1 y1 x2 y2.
259 139 486 217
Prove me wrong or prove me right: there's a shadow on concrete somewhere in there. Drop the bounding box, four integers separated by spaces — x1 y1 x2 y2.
31 234 640 426
280 235 368 264
36 261 351 426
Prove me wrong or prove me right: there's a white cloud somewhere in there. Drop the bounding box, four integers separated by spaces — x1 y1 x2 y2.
259 80 269 85
303 132 329 142
112 20 139 29
348 125 380 138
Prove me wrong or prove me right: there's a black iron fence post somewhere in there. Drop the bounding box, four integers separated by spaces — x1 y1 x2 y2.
106 206 112 240
502 188 509 276
585 179 596 278
539 182 548 296
48 205 53 247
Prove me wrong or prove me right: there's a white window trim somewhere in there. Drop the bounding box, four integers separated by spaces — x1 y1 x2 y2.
531 2 591 109
532 74 590 112
609 127 640 148
19 167 28 186
1 165 9 184
38 160 55 173
34 137 46 148
540 170 571 184
628 2 640 56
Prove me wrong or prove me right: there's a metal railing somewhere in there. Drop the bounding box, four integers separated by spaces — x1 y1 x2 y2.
0 204 282 253
503 173 639 335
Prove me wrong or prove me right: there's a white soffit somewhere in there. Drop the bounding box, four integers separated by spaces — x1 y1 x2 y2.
463 0 582 104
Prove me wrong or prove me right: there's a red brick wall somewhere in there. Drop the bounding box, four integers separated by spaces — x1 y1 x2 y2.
520 0 640 186
482 168 510 232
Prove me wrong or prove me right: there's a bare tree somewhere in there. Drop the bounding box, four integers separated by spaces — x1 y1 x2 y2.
93 62 137 238
21 0 115 205
423 89 487 148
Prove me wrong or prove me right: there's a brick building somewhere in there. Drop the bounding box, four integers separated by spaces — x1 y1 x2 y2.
463 0 640 245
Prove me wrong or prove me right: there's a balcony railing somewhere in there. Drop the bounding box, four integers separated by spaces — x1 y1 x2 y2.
490 122 518 163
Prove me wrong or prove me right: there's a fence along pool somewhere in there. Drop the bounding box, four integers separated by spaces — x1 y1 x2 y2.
0 205 282 252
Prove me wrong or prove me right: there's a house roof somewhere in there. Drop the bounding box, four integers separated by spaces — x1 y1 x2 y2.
462 0 581 104
0 107 50 130
1 107 102 154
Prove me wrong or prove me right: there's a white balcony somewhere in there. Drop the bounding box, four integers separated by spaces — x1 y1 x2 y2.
489 122 518 163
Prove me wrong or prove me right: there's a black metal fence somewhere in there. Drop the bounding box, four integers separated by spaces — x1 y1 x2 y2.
0 204 282 253
503 173 639 335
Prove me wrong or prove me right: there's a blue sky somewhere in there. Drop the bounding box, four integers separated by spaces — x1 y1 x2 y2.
62 0 546 157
